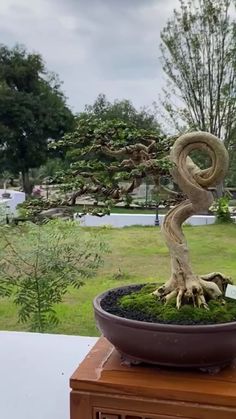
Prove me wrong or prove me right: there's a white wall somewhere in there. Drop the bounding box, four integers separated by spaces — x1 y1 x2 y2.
0 332 97 419
74 212 236 227
0 189 25 215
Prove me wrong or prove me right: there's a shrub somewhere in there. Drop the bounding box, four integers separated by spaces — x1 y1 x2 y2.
0 219 107 332
213 196 233 224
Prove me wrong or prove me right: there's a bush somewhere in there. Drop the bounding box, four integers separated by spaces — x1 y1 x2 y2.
213 196 233 224
0 219 107 332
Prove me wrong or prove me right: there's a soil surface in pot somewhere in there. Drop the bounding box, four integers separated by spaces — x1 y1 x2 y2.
101 283 236 325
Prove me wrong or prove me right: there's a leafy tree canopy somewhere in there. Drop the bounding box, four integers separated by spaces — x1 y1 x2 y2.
84 93 160 130
160 0 236 148
0 44 75 194
20 116 178 219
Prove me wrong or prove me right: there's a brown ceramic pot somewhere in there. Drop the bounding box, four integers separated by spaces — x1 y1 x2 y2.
93 284 236 369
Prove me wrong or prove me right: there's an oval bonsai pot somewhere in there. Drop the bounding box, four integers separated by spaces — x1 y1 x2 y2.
93 284 236 369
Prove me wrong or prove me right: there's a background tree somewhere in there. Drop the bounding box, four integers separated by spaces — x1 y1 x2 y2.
35 94 162 183
160 0 236 176
20 118 180 219
59 95 164 188
0 44 75 195
84 93 160 130
51 115 169 205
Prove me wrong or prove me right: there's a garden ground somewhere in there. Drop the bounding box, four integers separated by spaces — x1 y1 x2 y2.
0 224 235 336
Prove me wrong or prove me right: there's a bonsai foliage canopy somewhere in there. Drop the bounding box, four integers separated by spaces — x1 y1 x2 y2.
39 117 180 213
153 131 232 308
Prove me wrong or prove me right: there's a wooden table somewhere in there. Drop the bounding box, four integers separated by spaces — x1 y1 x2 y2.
70 337 236 419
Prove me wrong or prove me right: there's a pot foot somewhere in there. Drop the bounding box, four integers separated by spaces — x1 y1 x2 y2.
199 360 233 375
119 352 142 367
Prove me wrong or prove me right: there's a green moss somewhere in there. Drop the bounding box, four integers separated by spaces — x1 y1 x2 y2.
118 284 236 325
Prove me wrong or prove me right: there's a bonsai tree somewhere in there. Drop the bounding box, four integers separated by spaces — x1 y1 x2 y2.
153 132 231 308
91 131 235 370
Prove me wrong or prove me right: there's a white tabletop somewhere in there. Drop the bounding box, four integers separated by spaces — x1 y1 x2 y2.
0 331 98 419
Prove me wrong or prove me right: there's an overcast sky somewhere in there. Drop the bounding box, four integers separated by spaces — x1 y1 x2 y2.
0 0 179 113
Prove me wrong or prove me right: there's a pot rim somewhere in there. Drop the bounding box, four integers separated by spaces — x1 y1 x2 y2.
93 283 236 333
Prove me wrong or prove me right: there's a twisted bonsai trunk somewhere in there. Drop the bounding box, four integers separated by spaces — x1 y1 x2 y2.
153 132 232 308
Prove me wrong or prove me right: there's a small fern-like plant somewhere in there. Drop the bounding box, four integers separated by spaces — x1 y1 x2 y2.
0 219 107 332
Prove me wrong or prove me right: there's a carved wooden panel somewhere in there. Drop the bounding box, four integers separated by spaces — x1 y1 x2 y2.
96 412 122 419
95 413 150 419
95 411 122 419
94 408 181 419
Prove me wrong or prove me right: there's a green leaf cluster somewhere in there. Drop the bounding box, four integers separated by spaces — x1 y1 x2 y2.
0 220 107 332
212 196 233 224
0 44 74 194
45 114 173 209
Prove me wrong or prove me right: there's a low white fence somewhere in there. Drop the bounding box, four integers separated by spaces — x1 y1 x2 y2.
74 213 236 227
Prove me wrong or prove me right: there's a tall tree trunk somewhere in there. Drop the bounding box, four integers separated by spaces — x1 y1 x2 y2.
21 169 32 197
215 182 224 198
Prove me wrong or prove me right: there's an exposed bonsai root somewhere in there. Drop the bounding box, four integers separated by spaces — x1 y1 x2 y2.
152 278 208 309
152 272 232 309
200 272 233 293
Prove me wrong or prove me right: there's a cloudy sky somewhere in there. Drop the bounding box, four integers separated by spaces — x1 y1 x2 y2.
0 0 179 113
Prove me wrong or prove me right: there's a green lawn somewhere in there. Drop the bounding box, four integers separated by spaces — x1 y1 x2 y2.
0 224 236 336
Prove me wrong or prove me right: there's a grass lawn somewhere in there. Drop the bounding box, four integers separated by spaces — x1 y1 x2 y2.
109 207 168 214
0 224 236 336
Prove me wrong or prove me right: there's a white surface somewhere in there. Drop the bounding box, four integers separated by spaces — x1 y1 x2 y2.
0 189 25 215
74 212 236 227
225 284 236 300
0 331 97 419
